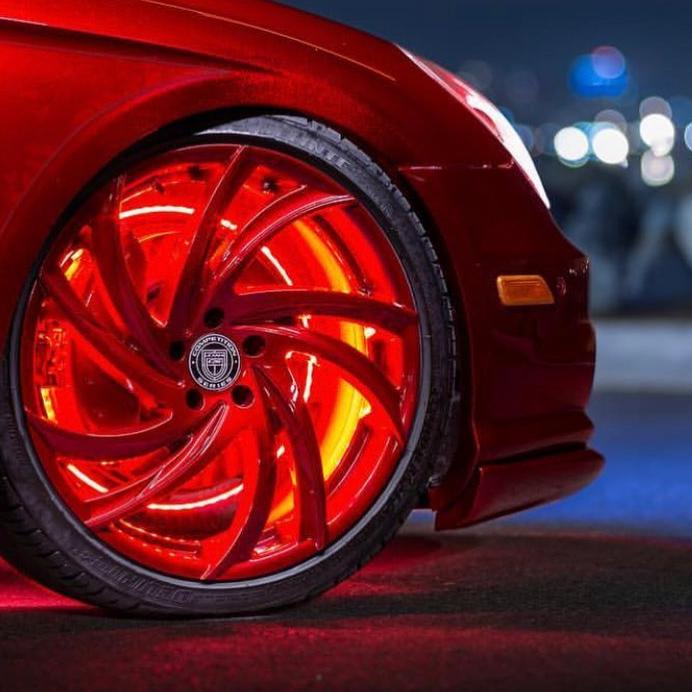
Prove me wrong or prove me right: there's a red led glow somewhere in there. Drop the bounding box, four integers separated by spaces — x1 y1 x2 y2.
20 143 420 581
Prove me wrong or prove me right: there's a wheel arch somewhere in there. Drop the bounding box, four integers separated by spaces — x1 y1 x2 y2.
0 63 479 507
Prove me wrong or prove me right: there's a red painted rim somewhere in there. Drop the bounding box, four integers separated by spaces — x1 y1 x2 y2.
20 143 420 581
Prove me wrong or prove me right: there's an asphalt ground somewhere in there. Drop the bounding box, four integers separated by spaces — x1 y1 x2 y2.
0 391 690 691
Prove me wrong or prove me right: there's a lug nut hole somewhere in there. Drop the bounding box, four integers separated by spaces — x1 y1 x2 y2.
186 389 204 410
232 385 254 408
262 176 279 194
204 308 225 328
243 335 266 357
169 340 186 361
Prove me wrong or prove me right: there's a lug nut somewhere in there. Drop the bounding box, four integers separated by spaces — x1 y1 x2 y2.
242 335 266 357
186 389 204 410
169 340 186 361
232 385 254 408
204 308 225 328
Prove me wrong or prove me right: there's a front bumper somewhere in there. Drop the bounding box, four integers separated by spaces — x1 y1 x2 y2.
435 447 604 530
399 163 600 529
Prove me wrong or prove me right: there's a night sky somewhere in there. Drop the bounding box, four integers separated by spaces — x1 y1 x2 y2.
282 1 692 122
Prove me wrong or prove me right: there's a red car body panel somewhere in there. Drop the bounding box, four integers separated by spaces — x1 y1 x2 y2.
0 0 603 529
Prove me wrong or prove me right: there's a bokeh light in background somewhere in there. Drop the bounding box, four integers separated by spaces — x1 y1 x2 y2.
456 44 688 200
453 33 692 315
591 124 629 165
641 150 675 187
520 48 684 189
554 126 589 166
640 113 675 155
286 0 692 317
455 31 692 315
570 46 629 98
595 109 628 130
454 44 692 314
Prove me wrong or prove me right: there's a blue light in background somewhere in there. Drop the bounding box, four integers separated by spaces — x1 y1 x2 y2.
570 46 629 98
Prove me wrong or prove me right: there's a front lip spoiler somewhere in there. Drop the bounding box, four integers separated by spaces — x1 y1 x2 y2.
434 446 604 531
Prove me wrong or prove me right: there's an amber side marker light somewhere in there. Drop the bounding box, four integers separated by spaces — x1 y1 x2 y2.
497 275 555 307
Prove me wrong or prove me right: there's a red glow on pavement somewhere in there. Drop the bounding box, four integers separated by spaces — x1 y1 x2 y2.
0 561 86 612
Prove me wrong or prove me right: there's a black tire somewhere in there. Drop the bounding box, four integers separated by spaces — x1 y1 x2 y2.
0 115 459 616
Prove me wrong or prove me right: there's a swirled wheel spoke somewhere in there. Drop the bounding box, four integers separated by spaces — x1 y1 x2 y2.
88 179 172 375
203 188 354 312
168 147 252 333
86 404 229 528
202 429 278 580
236 324 405 442
255 365 328 550
40 267 183 395
82 404 253 508
27 410 180 460
226 289 417 334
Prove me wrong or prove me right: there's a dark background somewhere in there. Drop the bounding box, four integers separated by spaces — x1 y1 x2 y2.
286 0 691 103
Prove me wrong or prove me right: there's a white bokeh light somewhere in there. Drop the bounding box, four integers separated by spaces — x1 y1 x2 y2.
639 113 676 155
595 109 627 131
639 96 672 118
684 123 692 152
591 125 629 165
641 150 675 187
554 126 590 164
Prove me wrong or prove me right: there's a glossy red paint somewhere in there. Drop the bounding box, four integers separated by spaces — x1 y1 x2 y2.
0 0 602 534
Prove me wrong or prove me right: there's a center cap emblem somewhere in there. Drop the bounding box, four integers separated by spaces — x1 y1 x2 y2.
189 334 241 391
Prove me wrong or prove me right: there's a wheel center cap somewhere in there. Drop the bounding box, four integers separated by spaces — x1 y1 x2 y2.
188 333 241 391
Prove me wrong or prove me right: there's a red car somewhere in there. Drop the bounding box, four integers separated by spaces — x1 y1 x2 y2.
0 0 602 615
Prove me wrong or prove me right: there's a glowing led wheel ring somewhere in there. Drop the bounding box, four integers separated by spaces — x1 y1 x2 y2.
18 121 432 585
